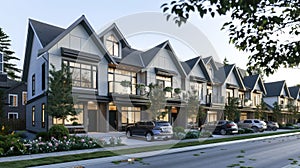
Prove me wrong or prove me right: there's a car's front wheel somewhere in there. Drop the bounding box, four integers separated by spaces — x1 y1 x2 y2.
126 130 132 138
146 132 153 142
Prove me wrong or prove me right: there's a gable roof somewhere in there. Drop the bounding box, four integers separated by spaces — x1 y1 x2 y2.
140 41 167 66
181 56 212 82
22 15 116 81
29 19 65 47
264 80 290 97
98 23 131 48
243 74 267 94
289 86 300 100
214 64 245 89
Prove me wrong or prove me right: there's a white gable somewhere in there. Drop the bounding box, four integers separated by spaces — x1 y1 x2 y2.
254 81 262 91
49 24 103 57
226 71 239 86
190 63 205 78
151 48 179 74
281 87 288 96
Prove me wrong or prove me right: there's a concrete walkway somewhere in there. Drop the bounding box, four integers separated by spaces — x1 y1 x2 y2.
0 129 298 163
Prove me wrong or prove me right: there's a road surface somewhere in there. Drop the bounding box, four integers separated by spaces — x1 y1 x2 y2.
85 134 300 168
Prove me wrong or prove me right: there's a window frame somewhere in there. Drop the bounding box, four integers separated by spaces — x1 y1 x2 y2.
32 106 35 126
32 74 35 96
8 112 18 119
63 60 97 89
41 103 45 128
42 63 46 90
8 94 18 107
22 91 27 105
105 34 120 57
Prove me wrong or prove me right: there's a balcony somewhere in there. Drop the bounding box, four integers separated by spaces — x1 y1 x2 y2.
206 95 225 105
109 81 136 95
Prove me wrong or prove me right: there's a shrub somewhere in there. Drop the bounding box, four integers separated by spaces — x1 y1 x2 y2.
244 128 255 133
238 128 245 134
35 132 50 141
0 134 26 156
286 123 294 127
185 131 199 139
49 125 69 140
199 131 213 138
173 126 186 139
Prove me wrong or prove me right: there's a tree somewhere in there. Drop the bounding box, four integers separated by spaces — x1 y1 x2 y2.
0 28 21 79
148 84 167 120
161 0 300 76
224 97 240 122
256 99 267 120
223 57 229 66
48 64 78 125
272 102 282 123
287 101 298 124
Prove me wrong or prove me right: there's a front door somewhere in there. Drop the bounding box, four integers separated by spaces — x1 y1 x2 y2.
109 111 117 131
88 110 97 132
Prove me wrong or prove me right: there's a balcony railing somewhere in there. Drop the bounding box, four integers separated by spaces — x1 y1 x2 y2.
108 81 136 95
206 95 225 105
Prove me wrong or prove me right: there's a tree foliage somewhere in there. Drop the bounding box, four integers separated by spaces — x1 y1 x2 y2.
161 0 300 76
148 84 167 120
272 102 282 122
0 28 21 79
48 64 78 124
224 97 240 122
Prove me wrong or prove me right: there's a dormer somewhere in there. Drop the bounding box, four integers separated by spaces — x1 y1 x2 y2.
104 32 121 58
98 23 131 60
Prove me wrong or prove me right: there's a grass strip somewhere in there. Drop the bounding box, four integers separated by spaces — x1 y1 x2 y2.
1 130 300 168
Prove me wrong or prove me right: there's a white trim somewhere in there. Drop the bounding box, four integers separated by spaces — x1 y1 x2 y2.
8 112 18 119
104 32 121 58
8 94 18 107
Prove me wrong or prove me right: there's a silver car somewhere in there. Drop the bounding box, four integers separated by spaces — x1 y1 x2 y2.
238 119 267 132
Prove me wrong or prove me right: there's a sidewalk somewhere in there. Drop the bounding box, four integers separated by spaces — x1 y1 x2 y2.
0 129 299 163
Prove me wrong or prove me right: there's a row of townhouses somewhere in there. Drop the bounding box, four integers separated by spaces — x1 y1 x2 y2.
21 15 300 133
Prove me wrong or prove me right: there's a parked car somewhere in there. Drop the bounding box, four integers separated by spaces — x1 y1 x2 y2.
238 119 267 132
213 120 239 135
264 121 279 131
126 121 173 141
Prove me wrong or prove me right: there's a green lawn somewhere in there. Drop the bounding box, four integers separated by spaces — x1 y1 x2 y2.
1 130 299 168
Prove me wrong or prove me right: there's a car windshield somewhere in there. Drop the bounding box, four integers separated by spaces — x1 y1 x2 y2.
156 122 171 126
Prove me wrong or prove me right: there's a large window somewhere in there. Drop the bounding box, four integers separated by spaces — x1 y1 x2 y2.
63 60 97 89
121 107 141 126
156 75 172 98
53 103 84 125
190 82 204 101
8 94 18 107
106 34 119 57
108 68 136 94
32 74 35 96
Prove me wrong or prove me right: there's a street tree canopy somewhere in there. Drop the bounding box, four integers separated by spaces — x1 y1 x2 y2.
161 0 300 76
0 28 21 79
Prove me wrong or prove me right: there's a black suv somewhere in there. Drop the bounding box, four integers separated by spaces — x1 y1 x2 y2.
126 121 173 141
213 120 239 135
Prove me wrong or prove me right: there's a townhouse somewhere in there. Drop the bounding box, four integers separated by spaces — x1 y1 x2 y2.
0 52 27 130
22 15 300 133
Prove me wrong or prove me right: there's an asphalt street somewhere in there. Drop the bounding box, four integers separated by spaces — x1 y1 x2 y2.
85 134 300 168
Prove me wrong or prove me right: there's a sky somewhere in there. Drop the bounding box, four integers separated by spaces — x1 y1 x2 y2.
1 0 299 86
